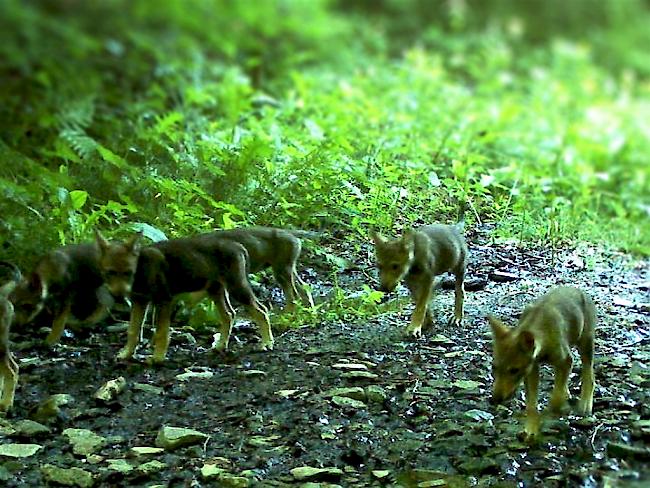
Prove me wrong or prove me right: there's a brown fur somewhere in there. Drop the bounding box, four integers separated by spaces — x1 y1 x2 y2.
9 243 112 345
489 286 596 440
214 227 313 310
371 223 468 337
96 232 273 364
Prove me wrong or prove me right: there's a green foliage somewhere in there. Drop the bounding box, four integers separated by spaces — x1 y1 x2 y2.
0 0 648 266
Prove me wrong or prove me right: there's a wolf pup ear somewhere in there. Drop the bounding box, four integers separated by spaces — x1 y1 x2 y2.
518 330 536 353
125 233 142 254
488 315 509 340
95 230 110 253
401 230 415 252
370 230 385 245
28 273 47 300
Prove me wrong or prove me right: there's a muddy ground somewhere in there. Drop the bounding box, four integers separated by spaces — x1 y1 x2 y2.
2 229 649 487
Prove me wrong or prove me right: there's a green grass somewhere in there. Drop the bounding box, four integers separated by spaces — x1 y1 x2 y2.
0 0 648 263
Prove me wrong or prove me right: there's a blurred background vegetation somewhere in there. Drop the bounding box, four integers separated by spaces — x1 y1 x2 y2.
1 0 648 266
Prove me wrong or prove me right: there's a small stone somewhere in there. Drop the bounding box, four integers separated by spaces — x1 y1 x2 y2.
176 332 197 345
0 443 43 458
452 380 482 390
176 370 214 381
41 464 94 487
457 457 499 475
12 420 51 437
130 446 165 458
332 363 368 371
63 428 107 456
331 396 366 409
322 387 366 401
464 409 494 421
365 386 388 403
137 460 166 475
372 470 391 479
155 426 209 450
201 464 226 479
105 459 135 473
241 370 267 378
30 394 74 423
133 383 164 395
290 466 344 481
341 371 379 381
93 377 127 402
276 389 300 398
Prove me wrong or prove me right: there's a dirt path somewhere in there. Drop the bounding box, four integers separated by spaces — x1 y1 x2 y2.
2 236 649 487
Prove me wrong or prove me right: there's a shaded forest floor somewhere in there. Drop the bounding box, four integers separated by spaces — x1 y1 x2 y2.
2 230 649 487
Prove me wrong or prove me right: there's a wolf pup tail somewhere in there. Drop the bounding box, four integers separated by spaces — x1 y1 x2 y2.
455 200 468 231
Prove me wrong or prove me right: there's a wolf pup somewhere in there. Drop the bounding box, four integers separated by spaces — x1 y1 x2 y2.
9 242 117 346
96 232 273 364
0 262 21 412
488 286 596 440
371 221 467 337
215 227 314 310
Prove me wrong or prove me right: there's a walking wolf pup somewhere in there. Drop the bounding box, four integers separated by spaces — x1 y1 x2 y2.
371 219 467 337
9 243 115 345
96 232 273 364
488 286 596 440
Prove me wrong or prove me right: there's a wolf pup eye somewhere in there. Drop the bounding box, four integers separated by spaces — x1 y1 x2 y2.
508 367 521 375
391 264 400 271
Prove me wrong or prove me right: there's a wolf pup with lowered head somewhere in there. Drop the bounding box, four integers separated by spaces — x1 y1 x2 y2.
214 227 314 310
0 262 21 412
488 286 596 440
8 241 119 346
371 219 467 337
96 232 273 364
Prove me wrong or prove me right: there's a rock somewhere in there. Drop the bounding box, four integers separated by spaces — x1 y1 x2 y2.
176 370 214 381
290 466 344 482
372 470 391 479
176 331 197 345
93 377 126 402
30 394 74 423
11 419 51 437
488 271 519 282
105 459 135 474
155 426 209 450
63 428 107 456
322 387 366 401
452 380 482 390
276 389 300 398
0 443 43 458
464 409 494 421
365 386 388 403
133 383 164 395
332 363 368 371
331 396 366 409
130 446 165 458
41 464 94 487
457 457 499 475
241 370 267 378
137 460 166 475
201 464 227 479
341 371 379 381
607 442 650 461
